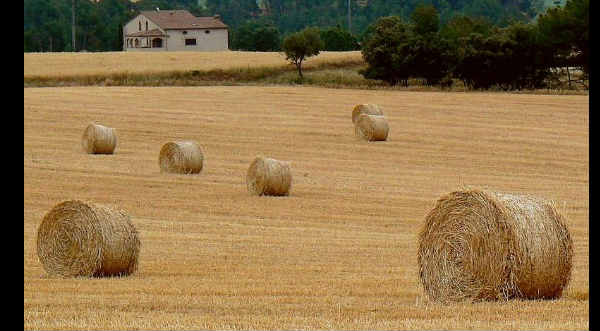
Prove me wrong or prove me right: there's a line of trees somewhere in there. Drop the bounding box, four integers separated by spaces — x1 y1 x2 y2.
24 0 135 52
359 0 588 90
24 0 587 90
24 0 552 53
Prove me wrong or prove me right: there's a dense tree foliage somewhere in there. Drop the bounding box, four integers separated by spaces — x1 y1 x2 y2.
232 19 281 51
536 0 588 73
359 16 413 86
319 26 360 51
24 0 135 52
360 0 588 90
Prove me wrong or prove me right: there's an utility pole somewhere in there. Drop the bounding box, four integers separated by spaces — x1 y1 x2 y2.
72 0 76 51
348 0 351 33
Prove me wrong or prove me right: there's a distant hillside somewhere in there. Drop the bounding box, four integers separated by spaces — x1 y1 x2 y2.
25 0 554 52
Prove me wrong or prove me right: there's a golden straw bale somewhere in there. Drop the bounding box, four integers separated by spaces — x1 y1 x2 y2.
418 189 573 303
82 123 117 154
352 104 384 124
355 114 389 141
158 141 204 174
246 156 292 196
36 200 140 278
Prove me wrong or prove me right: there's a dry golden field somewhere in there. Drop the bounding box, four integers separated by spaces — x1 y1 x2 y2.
23 51 363 78
24 85 588 330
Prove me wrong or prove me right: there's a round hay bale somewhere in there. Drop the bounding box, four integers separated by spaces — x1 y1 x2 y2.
352 104 384 124
417 189 573 302
355 114 389 141
36 200 140 278
158 141 204 174
246 156 292 196
82 123 117 154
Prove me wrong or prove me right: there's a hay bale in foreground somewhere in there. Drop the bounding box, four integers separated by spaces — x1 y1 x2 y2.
82 123 117 154
418 189 573 302
355 114 389 141
158 141 204 174
36 200 140 278
352 104 384 124
246 156 292 196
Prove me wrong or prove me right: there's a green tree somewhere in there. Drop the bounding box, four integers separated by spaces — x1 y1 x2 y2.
503 22 551 89
232 19 281 51
405 34 455 86
439 14 493 41
281 27 324 80
359 16 414 86
453 29 519 89
205 0 260 30
319 25 359 51
536 0 588 74
411 4 440 35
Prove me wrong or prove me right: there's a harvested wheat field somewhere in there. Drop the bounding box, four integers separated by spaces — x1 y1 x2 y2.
23 51 363 78
24 86 588 330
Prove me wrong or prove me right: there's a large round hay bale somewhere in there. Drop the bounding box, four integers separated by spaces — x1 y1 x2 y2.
158 141 204 174
246 156 292 196
82 123 117 154
352 104 384 124
355 114 389 141
36 200 140 278
418 189 573 302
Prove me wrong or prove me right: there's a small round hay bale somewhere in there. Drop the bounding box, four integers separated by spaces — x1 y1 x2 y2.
158 141 204 174
352 104 384 124
355 114 389 141
82 123 117 154
36 200 140 278
246 156 292 196
418 189 573 303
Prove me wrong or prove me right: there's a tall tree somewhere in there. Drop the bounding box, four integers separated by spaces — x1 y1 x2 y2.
536 0 588 74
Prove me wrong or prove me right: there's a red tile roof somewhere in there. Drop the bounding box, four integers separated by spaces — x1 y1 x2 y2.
140 10 228 30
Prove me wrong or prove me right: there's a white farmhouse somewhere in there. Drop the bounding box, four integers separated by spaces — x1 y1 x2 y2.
123 10 229 51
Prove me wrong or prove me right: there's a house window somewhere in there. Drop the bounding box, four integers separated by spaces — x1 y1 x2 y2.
182 31 188 35
146 21 148 31
152 38 163 48
205 30 210 34
138 21 141 31
185 38 197 46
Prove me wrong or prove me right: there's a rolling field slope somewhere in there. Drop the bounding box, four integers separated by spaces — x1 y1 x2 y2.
24 86 588 330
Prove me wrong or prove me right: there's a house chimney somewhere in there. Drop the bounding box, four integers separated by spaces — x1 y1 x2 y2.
213 14 220 20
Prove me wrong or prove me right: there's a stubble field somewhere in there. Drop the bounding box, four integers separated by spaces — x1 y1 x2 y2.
24 83 588 328
23 51 363 78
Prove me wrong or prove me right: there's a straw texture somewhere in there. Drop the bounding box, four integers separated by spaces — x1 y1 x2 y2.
36 200 140 278
158 141 204 174
354 114 389 141
82 123 117 154
352 104 384 124
246 156 292 196
418 189 573 302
